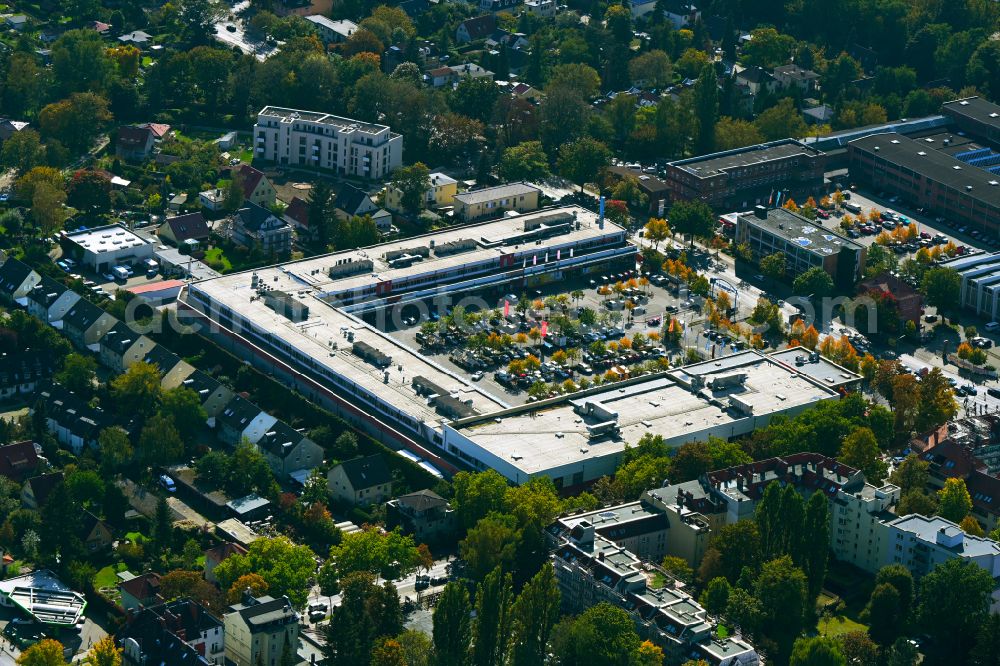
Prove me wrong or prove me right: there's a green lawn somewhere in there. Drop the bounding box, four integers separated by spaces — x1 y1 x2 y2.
93 563 129 590
204 247 233 272
649 572 667 589
125 531 149 543
141 56 152 67
817 614 868 637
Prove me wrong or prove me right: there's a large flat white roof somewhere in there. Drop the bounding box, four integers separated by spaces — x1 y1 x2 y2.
65 224 151 255
186 207 621 428
451 350 840 477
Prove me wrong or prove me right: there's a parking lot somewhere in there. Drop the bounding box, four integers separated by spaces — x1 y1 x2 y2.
383 266 710 405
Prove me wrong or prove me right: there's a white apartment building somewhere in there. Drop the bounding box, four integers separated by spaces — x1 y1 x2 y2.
253 106 403 179
831 482 901 574
881 514 1000 578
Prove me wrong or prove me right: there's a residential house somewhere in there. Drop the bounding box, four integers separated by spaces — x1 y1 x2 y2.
335 185 392 231
142 346 183 378
524 0 557 17
99 322 155 374
480 0 521 12
387 490 455 541
257 421 324 481
216 395 277 446
882 514 1000 578
0 257 40 305
384 171 457 213
773 64 819 93
223 592 299 666
0 353 54 401
143 122 171 141
233 203 293 258
446 62 494 84
116 125 156 161
169 193 188 212
177 371 233 420
305 15 357 44
118 30 152 48
119 572 162 611
735 66 778 95
282 196 309 232
61 298 117 351
425 66 459 88
0 119 29 142
88 20 111 35
25 276 80 325
120 598 223 666
204 542 248 584
79 510 113 552
36 385 110 454
663 1 700 27
0 441 40 483
235 165 277 208
273 0 334 17
327 454 393 507
803 103 835 125
456 15 496 43
920 432 1000 532
452 182 541 221
199 189 226 213
21 472 63 509
509 82 543 102
159 212 211 247
5 15 28 30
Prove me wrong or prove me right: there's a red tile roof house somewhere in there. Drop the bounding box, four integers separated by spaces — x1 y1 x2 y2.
0 441 39 482
203 542 248 584
235 165 276 208
119 572 163 611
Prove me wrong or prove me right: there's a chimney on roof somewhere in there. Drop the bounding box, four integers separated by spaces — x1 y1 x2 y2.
754 205 768 218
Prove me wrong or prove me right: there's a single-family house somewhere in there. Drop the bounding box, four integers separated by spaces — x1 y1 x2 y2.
452 182 541 221
0 118 29 142
5 15 28 31
216 395 277 446
0 441 40 483
334 184 379 219
735 66 778 95
327 454 393 507
199 189 226 213
25 277 80 326
773 64 819 93
235 165 277 208
116 125 156 162
0 257 41 305
61 298 117 351
88 21 111 35
456 15 496 43
425 66 457 88
158 212 210 247
524 0 557 17
384 171 457 213
79 510 114 552
233 204 293 258
802 103 835 125
387 489 455 541
257 421 324 480
282 196 309 231
203 542 248 584
99 321 155 374
118 30 152 48
21 472 63 509
119 572 163 611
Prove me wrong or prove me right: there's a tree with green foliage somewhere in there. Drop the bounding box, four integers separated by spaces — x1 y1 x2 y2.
460 513 519 581
38 92 112 154
153 495 173 552
452 470 509 530
433 582 472 666
1 129 44 175
790 636 846 666
760 252 786 281
693 65 719 154
916 368 958 433
839 427 887 484
557 137 611 193
306 179 335 249
756 556 808 662
214 536 318 608
755 97 809 142
550 602 641 666
921 267 961 319
472 566 514 666
16 638 68 666
159 387 207 443
323 571 402 666
889 454 929 494
917 559 995 661
327 525 420 581
510 564 561 666
971 612 1000 666
938 477 973 523
668 200 715 247
699 520 761 584
55 353 96 396
111 361 162 417
897 489 937 516
392 162 432 215
498 141 550 183
700 577 731 615
801 490 830 602
793 266 835 297
868 582 905 646
137 413 184 467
